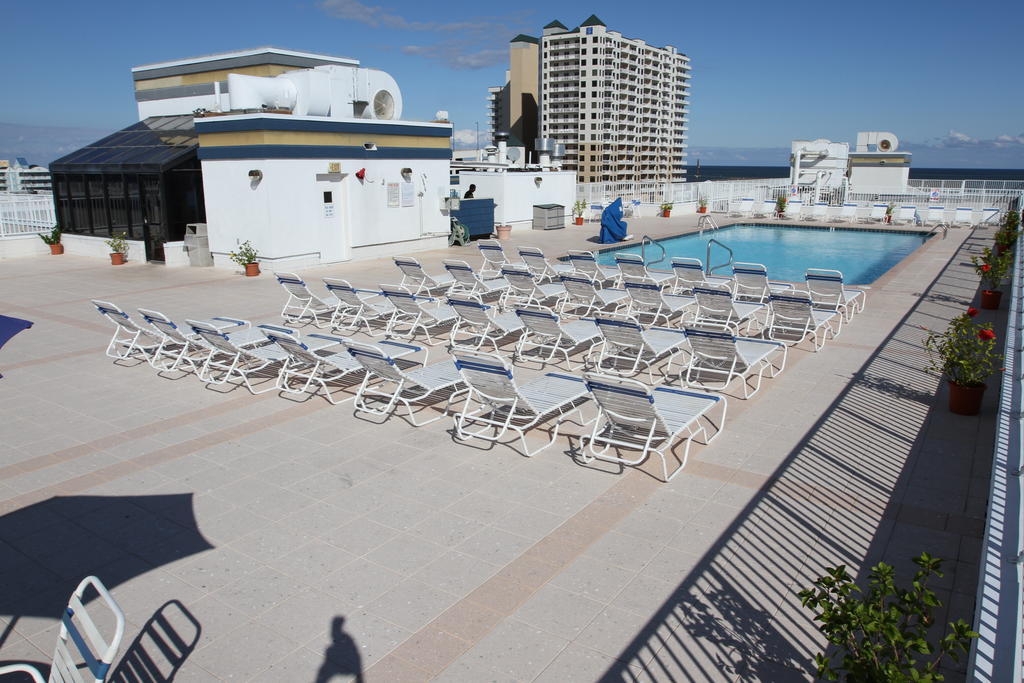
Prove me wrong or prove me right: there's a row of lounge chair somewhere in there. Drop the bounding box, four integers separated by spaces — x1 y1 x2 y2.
728 198 1000 226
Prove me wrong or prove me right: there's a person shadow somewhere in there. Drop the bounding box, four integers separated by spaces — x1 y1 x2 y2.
315 616 363 683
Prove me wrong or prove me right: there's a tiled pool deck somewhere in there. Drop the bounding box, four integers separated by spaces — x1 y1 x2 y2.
0 214 999 681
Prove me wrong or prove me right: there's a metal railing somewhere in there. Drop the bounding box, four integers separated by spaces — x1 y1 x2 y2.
706 238 733 276
0 193 56 238
968 238 1024 682
639 234 667 269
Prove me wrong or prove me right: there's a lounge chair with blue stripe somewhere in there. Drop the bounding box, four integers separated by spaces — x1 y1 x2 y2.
924 206 947 226
452 349 591 457
691 284 765 335
579 374 726 482
729 197 754 217
767 292 840 351
344 340 468 426
478 239 512 277
443 259 510 299
752 198 774 218
830 203 858 223
953 207 974 226
808 202 829 222
566 250 619 286
514 307 602 370
731 262 794 304
804 269 866 322
138 308 262 372
623 277 695 327
669 257 732 296
517 246 575 284
501 265 566 310
323 278 394 335
558 274 628 317
380 285 458 345
592 314 690 382
92 300 163 362
785 199 805 220
275 272 340 328
861 203 888 223
392 256 456 296
447 295 525 351
0 575 125 683
893 205 917 225
682 327 787 398
186 320 291 393
613 253 674 287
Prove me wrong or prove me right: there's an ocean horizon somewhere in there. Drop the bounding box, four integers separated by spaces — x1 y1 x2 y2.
685 165 1024 182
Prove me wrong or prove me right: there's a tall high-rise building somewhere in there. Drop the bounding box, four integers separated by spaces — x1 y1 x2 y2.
485 34 540 158
536 15 690 182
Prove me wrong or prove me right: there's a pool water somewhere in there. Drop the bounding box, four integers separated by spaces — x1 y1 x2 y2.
595 225 930 285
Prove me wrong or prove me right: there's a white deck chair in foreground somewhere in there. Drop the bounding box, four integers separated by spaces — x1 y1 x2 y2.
579 373 726 482
669 257 732 295
558 275 628 317
345 341 468 425
518 246 574 283
613 253 674 287
275 272 339 327
187 320 289 393
447 295 525 351
92 300 162 361
729 197 754 217
805 269 866 321
924 206 947 226
767 292 840 351
861 203 887 223
501 265 566 310
682 327 787 398
566 250 619 286
0 576 125 683
139 309 261 372
514 307 602 370
478 239 511 277
323 278 394 334
380 285 458 344
393 257 455 295
691 285 765 335
592 314 689 381
893 205 917 225
732 262 793 304
452 349 591 457
443 259 509 298
831 203 858 223
623 278 695 327
952 207 974 227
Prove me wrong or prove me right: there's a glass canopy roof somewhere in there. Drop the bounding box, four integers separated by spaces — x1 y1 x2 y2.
50 116 197 174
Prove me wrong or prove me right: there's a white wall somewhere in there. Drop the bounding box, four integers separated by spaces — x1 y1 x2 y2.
201 156 451 267
0 234 49 259
62 234 147 261
455 171 576 229
849 165 910 191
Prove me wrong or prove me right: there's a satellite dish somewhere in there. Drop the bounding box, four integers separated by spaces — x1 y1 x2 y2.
506 148 522 162
373 90 395 120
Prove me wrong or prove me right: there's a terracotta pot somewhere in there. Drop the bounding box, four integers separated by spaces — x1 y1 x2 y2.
995 244 1006 257
495 225 512 240
884 215 892 224
948 380 986 416
244 262 261 277
49 244 64 255
980 289 1002 310
110 252 125 265
697 206 707 214
574 217 584 226
661 210 671 218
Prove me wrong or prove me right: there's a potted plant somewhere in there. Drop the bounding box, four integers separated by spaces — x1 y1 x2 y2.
659 202 673 218
39 226 63 255
697 197 708 214
105 232 128 265
884 202 895 224
494 224 512 240
995 209 1019 255
775 195 787 218
923 308 1001 415
572 200 587 226
972 246 1012 309
229 240 260 276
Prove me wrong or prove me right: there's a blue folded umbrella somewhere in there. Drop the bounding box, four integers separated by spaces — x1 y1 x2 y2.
0 314 32 378
599 197 629 244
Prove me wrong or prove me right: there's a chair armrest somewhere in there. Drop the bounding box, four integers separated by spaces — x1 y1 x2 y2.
306 333 349 351
355 288 383 295
0 663 47 683
379 340 423 358
210 317 250 329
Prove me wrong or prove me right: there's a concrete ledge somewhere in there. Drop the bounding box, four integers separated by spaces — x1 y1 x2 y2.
61 234 146 263
0 234 50 259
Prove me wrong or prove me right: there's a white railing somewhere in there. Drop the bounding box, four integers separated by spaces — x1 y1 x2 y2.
969 237 1024 682
0 193 56 238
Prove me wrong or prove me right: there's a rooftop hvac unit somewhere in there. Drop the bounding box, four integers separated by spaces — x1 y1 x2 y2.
855 131 899 153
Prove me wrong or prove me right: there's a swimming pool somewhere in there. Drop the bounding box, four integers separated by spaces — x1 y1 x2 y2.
595 224 930 285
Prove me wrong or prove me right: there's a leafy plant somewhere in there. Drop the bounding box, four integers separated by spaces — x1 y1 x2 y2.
923 308 1001 386
800 553 978 681
38 225 61 245
572 200 587 218
660 202 674 212
971 246 1012 290
886 202 896 216
775 195 788 214
1002 209 1020 232
105 232 128 254
229 240 259 266
995 226 1018 248
698 196 708 209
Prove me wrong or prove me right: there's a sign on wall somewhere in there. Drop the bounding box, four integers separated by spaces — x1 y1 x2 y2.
400 182 415 207
387 183 400 208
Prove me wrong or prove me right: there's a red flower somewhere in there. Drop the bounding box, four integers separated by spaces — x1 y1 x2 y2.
978 329 996 341
967 307 979 317
981 264 992 272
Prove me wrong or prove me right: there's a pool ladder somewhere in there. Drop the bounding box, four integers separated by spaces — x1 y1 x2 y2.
698 214 719 233
706 238 734 276
639 235 668 269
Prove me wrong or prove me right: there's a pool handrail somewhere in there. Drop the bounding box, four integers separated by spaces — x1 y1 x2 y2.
639 235 668 270
706 238 734 276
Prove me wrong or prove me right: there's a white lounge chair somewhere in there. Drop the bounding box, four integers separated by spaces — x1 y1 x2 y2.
501 265 566 310
478 239 511 277
514 307 602 370
614 253 674 287
731 262 793 304
443 259 510 298
751 199 774 218
393 257 456 296
784 200 804 220
691 284 765 335
138 309 261 372
558 274 628 317
729 197 754 217
623 278 695 327
187 320 290 393
682 327 787 398
953 207 974 227
0 576 125 683
592 314 689 381
452 349 591 457
380 285 459 344
924 206 947 226
893 205 917 225
767 292 840 351
979 207 1000 226
275 272 339 328
808 202 829 222
447 295 525 351
92 300 162 362
831 203 858 223
805 269 866 322
517 246 574 283
579 374 726 482
861 203 887 223
669 257 732 295
566 250 619 286
345 340 468 426
323 278 394 335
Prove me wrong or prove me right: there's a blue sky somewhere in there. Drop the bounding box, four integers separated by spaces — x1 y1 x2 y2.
4 0 1023 167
